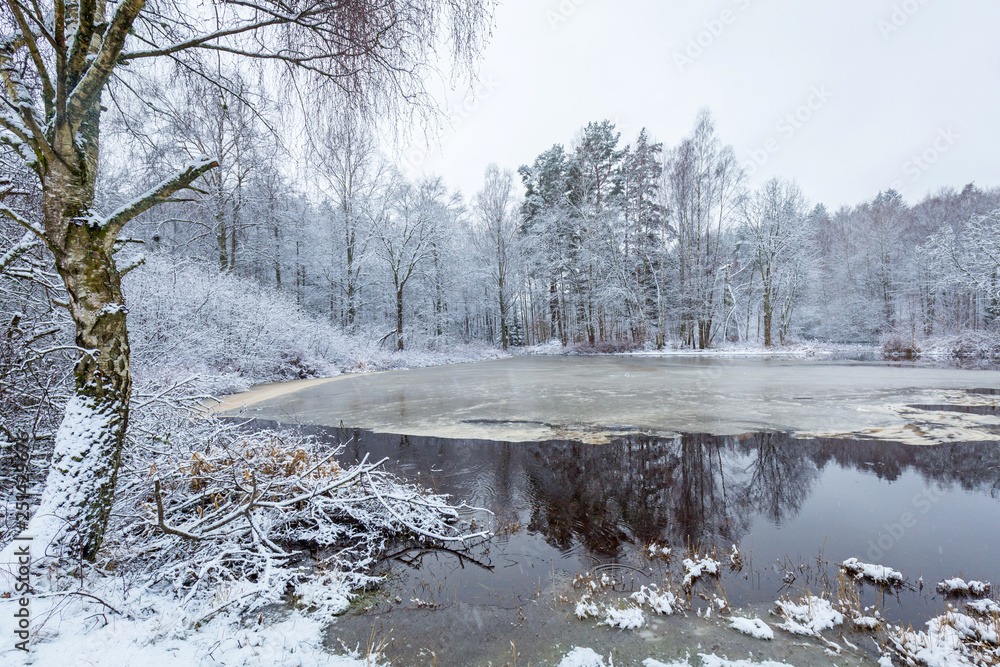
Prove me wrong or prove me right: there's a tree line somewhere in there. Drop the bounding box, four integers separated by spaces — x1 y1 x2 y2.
103 99 1000 352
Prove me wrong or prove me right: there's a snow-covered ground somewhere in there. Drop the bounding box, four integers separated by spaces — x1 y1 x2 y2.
0 584 383 667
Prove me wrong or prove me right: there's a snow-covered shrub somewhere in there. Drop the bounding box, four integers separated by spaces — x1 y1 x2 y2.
19 380 489 632
104 407 487 622
884 607 1000 667
943 330 1000 360
125 254 504 396
938 577 992 598
682 555 721 589
125 255 350 394
775 594 844 636
572 339 644 355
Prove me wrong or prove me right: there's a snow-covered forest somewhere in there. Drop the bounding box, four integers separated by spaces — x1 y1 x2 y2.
13 97 997 364
3 0 1000 664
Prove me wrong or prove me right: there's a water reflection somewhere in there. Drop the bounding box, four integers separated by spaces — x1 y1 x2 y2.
266 421 1000 624
330 427 1000 558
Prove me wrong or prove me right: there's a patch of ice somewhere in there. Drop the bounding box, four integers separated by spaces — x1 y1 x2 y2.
730 616 774 640
559 646 607 667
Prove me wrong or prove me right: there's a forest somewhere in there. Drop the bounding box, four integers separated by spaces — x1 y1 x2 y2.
3 0 1000 664
11 100 997 364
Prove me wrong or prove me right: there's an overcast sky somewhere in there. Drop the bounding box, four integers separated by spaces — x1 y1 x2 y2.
399 0 1000 210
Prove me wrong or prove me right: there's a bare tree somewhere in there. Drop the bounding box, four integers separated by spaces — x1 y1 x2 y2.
310 110 384 330
740 178 809 347
667 110 744 349
370 178 439 351
0 0 495 563
474 164 520 348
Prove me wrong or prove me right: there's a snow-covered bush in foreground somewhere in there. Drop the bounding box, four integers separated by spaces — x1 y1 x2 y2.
884 605 1000 667
107 417 487 624
1 391 486 663
775 594 844 636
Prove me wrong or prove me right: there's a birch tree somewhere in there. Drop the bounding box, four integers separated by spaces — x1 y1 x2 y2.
740 178 809 346
0 0 495 563
474 164 519 348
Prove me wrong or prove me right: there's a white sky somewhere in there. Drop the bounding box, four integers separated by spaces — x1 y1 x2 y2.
399 0 1000 210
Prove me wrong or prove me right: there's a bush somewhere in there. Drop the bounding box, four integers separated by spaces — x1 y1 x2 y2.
880 331 921 360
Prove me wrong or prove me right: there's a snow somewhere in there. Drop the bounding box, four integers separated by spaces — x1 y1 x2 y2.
699 657 796 667
525 339 565 355
886 609 1000 667
601 605 645 630
0 394 120 576
575 594 601 619
0 584 382 666
774 595 844 636
966 598 1000 614
729 616 774 640
642 655 796 667
937 577 991 597
632 585 679 615
682 556 721 588
558 647 608 667
841 558 905 585
853 616 881 630
647 543 672 559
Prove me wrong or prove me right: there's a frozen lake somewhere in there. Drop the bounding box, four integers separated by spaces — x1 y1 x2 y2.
222 356 1000 664
224 355 1000 445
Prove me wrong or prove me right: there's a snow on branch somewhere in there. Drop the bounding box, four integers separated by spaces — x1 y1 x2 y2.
106 418 489 621
0 231 37 274
100 157 219 239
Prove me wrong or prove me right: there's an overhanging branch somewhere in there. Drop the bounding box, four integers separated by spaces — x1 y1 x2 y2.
101 157 219 240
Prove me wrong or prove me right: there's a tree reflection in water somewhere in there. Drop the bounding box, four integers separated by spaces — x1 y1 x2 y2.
289 422 1000 564
521 433 821 558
